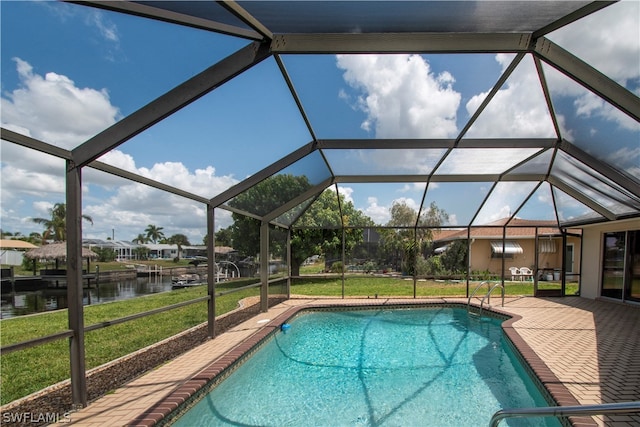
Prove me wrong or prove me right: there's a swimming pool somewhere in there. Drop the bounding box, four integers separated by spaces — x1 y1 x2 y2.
171 307 561 426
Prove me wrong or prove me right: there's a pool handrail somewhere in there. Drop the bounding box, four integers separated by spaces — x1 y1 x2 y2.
467 281 503 316
489 401 640 427
467 281 491 308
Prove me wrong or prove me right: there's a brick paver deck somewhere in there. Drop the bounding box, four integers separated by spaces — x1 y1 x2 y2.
54 297 639 426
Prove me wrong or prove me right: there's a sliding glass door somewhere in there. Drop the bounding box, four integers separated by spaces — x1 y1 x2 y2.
628 231 640 302
601 230 640 303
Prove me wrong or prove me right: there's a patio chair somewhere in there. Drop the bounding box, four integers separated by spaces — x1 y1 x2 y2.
519 267 533 281
509 267 521 281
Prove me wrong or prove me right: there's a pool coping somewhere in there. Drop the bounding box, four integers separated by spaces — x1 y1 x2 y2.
498 309 597 427
128 300 598 427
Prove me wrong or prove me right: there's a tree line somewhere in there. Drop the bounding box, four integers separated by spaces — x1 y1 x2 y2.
215 174 467 276
3 177 467 275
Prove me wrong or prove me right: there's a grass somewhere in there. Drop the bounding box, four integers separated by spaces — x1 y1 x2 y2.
0 274 578 405
291 275 579 298
0 279 260 405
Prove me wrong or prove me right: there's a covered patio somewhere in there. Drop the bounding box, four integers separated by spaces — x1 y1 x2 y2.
45 296 640 427
0 0 638 423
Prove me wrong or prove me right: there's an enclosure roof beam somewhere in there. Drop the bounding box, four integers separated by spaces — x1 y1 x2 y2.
217 1 274 40
69 1 263 40
88 161 210 205
263 178 334 223
531 1 616 39
217 204 265 222
559 139 640 199
210 141 317 207
1 128 71 160
548 177 616 221
275 54 318 143
316 138 556 150
534 37 640 121
71 41 272 169
332 174 514 183
271 33 531 54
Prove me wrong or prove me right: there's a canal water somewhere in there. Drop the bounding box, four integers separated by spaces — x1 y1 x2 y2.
0 276 182 318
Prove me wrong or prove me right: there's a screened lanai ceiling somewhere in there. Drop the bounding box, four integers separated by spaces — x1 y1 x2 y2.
2 1 639 235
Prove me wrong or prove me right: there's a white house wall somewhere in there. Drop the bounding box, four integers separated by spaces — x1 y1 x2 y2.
580 218 640 300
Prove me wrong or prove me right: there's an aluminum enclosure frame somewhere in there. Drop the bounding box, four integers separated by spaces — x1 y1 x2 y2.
1 0 638 408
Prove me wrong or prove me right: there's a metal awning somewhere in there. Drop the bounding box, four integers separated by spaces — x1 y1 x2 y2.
490 241 523 254
538 240 557 253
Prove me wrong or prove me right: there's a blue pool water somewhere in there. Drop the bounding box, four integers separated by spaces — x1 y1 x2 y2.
173 307 561 426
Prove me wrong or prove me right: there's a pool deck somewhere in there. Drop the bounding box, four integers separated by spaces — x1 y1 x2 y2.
55 296 639 427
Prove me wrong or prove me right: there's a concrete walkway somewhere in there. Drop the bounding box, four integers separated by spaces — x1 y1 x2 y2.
54 297 639 426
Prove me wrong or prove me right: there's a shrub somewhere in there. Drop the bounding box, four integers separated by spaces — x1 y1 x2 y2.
329 261 344 273
93 247 116 262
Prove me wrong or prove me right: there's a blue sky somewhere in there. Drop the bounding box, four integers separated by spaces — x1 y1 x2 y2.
1 1 638 244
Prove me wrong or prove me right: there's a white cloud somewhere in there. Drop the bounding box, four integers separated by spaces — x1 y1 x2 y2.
545 2 640 132
1 58 121 147
336 186 354 204
361 196 428 226
573 91 640 132
0 60 237 243
336 54 461 138
474 181 537 225
465 54 555 138
87 10 119 43
363 197 390 225
548 1 640 91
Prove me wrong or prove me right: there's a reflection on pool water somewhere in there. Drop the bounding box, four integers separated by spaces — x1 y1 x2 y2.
173 307 560 427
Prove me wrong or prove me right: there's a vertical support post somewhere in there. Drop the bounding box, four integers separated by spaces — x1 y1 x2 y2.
561 231 567 296
260 221 269 312
501 226 506 286
66 161 87 407
341 227 345 299
207 205 216 338
413 228 417 299
534 227 540 295
466 227 471 298
286 228 291 299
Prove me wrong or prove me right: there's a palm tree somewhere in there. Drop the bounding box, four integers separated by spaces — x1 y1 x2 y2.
167 234 190 260
28 232 43 245
144 224 165 244
31 203 93 242
132 234 148 244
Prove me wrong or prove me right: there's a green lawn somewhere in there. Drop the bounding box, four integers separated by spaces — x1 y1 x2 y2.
291 275 578 298
0 280 259 405
0 275 578 405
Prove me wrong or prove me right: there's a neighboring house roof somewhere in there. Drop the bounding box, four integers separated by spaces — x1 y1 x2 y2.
432 218 580 243
143 244 178 251
83 239 140 248
24 242 98 260
0 239 38 249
